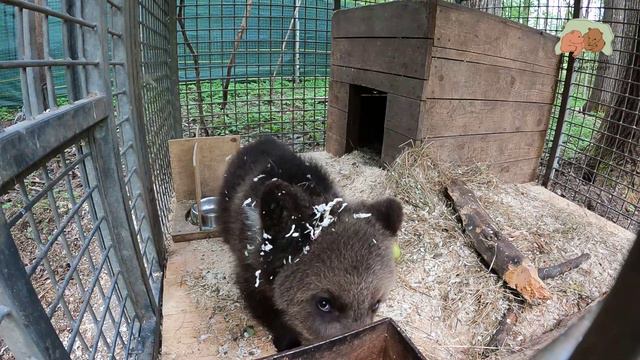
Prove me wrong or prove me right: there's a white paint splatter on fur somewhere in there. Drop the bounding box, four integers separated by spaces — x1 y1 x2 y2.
254 270 261 287
253 174 266 181
338 203 348 212
261 241 273 252
285 225 296 237
242 198 252 207
263 232 272 239
303 245 310 254
353 213 372 219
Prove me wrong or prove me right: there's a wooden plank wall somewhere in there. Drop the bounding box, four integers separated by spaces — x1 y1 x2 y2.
423 1 561 182
327 1 435 162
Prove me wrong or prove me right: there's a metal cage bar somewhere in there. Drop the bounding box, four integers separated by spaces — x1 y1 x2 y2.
0 0 170 357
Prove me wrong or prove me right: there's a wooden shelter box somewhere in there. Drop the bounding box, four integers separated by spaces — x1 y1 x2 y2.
326 0 561 183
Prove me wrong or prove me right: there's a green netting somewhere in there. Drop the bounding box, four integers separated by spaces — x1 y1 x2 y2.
1 0 333 106
177 0 332 81
1 6 20 107
0 2 68 107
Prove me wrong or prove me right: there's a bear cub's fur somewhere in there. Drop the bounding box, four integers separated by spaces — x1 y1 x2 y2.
218 136 403 351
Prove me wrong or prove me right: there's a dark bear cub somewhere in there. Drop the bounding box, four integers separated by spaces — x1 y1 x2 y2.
218 136 403 351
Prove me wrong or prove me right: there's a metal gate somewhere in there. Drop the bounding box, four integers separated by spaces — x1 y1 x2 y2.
0 0 178 358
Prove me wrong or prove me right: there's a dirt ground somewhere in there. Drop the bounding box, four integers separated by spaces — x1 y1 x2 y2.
162 149 636 360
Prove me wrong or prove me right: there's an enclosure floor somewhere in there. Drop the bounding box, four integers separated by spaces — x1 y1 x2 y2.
161 239 275 359
160 151 636 360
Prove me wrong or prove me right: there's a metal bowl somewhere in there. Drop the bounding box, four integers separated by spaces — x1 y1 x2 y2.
189 197 218 229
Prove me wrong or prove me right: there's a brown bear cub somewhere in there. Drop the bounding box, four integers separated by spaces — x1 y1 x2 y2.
217 136 403 351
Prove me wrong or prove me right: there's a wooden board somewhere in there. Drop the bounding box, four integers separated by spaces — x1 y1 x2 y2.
432 46 559 76
162 240 275 359
331 65 427 100
328 80 349 112
423 99 552 137
325 130 347 157
385 94 425 139
170 200 220 242
332 0 435 39
327 106 348 139
434 1 559 69
425 131 547 165
332 38 433 80
487 157 540 183
168 136 240 202
381 128 418 165
426 58 557 103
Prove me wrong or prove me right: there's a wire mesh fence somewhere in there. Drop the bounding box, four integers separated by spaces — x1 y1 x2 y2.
0 0 174 357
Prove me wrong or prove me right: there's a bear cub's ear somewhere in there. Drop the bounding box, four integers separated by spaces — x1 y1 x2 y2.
259 180 310 233
366 197 403 236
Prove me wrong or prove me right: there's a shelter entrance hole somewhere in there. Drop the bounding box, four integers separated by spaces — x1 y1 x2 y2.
347 85 387 158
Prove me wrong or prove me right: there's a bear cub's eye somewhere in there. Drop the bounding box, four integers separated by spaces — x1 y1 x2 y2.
372 300 381 312
316 298 332 312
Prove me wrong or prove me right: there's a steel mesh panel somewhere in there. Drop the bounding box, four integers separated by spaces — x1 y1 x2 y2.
139 0 180 233
177 0 331 151
107 0 164 300
0 139 142 359
0 0 163 357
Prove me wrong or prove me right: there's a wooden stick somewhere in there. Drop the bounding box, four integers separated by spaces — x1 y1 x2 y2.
446 179 551 303
538 253 591 280
485 306 519 355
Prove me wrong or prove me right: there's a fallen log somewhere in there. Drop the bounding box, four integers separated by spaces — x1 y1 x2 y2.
446 179 552 304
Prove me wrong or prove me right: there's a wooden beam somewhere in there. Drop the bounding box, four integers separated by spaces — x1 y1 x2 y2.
332 0 435 39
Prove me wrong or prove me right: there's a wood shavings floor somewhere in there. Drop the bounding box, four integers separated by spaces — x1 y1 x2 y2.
161 151 636 360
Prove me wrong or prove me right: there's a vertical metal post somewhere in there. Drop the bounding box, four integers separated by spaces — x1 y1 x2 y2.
22 3 45 116
541 0 582 187
81 0 157 326
0 210 70 360
294 0 301 83
121 0 167 270
549 59 580 179
333 0 340 11
168 0 182 139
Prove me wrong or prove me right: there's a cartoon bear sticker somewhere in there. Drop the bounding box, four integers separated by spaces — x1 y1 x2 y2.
560 30 585 57
555 19 614 57
583 27 606 53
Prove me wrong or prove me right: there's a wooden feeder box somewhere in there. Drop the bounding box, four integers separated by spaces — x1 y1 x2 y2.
326 0 561 183
258 318 426 360
167 135 240 242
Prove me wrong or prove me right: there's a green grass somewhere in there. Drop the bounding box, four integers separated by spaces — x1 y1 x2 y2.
179 77 328 143
547 94 603 160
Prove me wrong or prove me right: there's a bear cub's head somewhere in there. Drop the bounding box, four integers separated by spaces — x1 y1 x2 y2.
258 179 403 344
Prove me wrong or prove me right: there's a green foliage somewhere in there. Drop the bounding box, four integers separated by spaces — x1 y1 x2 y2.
502 0 533 22
179 77 328 144
0 106 19 123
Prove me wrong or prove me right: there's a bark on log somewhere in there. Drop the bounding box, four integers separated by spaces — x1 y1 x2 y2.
538 253 591 280
446 179 551 303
